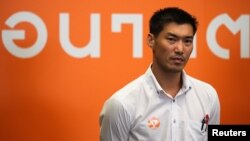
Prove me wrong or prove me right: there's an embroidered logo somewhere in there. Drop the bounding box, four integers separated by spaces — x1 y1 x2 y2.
147 116 160 129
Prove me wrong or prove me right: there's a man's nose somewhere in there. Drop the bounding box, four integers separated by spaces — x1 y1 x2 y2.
174 40 184 54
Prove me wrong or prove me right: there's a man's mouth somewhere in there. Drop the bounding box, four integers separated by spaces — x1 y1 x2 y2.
170 56 185 64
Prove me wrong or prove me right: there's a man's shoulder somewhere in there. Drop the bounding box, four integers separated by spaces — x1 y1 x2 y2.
187 75 216 91
187 75 218 101
106 74 146 107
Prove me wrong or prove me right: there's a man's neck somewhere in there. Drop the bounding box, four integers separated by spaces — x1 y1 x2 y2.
151 65 182 98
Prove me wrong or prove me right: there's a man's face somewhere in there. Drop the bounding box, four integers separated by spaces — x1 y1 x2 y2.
148 23 194 73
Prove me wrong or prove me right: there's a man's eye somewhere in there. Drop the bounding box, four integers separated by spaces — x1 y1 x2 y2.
167 37 176 44
184 39 193 46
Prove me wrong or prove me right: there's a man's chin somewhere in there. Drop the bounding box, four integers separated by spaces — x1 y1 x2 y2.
156 62 184 73
169 68 183 73
162 66 183 73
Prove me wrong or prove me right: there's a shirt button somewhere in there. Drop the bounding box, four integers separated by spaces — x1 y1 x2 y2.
173 99 175 102
173 119 176 123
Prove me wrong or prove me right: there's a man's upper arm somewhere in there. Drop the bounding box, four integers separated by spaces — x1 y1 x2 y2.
99 99 131 141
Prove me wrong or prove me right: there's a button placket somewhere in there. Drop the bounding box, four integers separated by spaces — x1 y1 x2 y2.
171 98 178 141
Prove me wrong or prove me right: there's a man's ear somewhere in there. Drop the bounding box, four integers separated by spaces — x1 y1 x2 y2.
147 33 155 48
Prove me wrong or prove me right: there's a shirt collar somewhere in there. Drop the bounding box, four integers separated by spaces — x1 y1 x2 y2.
145 65 192 95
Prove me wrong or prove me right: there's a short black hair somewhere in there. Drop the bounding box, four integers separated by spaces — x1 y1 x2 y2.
149 7 198 36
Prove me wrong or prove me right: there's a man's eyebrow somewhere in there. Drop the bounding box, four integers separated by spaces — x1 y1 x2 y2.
166 32 178 38
166 32 194 39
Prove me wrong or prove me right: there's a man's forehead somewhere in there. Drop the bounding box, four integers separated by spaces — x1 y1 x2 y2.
165 32 194 38
162 23 194 37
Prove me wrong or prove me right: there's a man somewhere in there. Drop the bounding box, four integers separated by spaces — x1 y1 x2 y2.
99 7 220 141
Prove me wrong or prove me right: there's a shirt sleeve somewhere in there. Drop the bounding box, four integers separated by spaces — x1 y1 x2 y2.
99 98 131 141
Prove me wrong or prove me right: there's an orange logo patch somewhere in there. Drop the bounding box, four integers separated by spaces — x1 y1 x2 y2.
147 116 160 129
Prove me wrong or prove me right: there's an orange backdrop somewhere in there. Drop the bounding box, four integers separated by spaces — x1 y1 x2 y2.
0 0 249 140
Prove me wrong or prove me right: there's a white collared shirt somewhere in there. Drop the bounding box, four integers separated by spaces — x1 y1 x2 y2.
100 67 220 141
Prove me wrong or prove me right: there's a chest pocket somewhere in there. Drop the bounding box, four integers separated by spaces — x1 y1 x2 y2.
186 120 207 141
